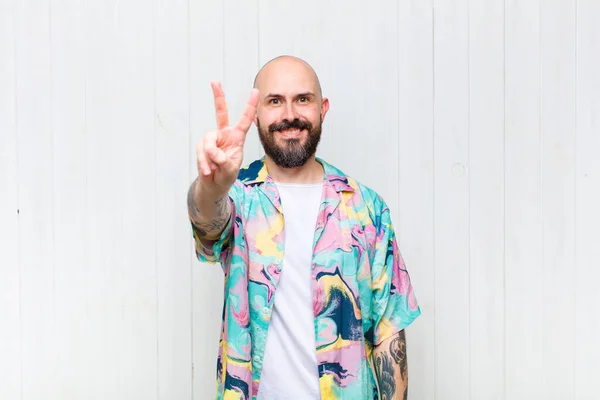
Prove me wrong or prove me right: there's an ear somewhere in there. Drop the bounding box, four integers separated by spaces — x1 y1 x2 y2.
320 98 330 121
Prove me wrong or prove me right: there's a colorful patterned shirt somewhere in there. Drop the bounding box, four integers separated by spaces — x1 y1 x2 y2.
191 157 421 400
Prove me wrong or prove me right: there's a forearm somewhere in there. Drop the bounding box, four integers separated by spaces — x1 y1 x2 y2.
187 178 232 240
372 330 408 400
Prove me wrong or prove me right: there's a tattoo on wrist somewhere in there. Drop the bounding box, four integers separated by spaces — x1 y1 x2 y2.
187 180 230 237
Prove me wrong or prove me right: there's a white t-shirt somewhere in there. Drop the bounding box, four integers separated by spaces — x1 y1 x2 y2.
256 182 323 400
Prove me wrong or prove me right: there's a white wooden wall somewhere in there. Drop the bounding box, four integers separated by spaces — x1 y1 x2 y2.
0 0 598 399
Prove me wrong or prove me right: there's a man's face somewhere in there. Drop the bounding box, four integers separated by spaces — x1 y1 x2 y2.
254 60 329 168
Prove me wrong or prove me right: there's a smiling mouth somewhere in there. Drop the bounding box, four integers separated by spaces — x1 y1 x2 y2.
276 128 305 138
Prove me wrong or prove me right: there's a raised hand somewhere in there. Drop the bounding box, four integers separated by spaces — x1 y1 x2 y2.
196 81 260 193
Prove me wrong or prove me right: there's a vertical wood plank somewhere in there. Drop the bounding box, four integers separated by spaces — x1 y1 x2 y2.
575 0 600 397
84 0 121 398
505 0 544 397
50 0 89 397
397 1 435 398
15 0 57 398
189 0 225 398
345 0 399 212
154 0 193 397
85 1 123 398
223 0 261 163
111 0 158 398
468 1 506 398
540 0 577 398
433 0 471 396
0 0 22 398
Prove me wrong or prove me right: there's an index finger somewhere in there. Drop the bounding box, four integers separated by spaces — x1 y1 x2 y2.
211 81 229 129
235 88 260 134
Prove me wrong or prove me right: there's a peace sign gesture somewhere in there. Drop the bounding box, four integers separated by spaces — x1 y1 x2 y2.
196 81 260 193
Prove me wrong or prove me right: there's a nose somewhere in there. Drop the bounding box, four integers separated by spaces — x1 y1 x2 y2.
281 102 295 121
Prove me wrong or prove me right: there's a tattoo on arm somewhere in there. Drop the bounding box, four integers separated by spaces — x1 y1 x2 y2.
389 330 407 381
374 352 396 400
187 180 230 238
374 330 408 399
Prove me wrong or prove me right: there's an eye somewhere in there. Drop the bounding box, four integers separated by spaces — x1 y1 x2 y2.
269 98 280 105
299 96 308 103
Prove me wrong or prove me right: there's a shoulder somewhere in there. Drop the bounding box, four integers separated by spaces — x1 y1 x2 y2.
320 158 390 220
352 179 390 226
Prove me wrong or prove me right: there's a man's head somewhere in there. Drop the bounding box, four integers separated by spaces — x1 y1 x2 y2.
253 56 329 168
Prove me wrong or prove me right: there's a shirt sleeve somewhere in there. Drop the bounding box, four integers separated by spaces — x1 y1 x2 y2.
190 183 241 267
371 203 421 346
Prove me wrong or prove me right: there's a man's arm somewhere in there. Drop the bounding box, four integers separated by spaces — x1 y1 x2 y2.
372 330 408 400
188 81 259 242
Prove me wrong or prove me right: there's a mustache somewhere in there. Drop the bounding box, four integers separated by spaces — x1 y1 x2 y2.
268 118 312 133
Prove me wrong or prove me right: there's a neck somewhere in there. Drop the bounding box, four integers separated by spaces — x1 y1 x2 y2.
265 156 324 184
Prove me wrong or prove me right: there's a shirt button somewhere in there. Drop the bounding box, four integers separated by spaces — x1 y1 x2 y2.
253 355 261 363
262 307 269 315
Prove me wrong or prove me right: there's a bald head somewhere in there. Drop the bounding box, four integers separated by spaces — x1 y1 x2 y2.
252 55 330 169
253 55 323 99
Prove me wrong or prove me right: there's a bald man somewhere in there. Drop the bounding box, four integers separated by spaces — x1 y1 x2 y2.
187 56 421 400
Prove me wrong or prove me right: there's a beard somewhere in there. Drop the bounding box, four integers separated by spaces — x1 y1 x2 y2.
257 117 322 168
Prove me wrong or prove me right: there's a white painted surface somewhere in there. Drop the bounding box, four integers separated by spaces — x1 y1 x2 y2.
0 1 598 399
540 1 577 397
397 2 435 398
0 2 21 399
433 0 470 397
468 0 505 398
575 0 600 398
505 0 545 397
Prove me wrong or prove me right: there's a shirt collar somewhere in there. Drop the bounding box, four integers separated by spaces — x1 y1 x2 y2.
238 156 355 193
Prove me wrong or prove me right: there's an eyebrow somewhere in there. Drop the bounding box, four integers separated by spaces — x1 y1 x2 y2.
264 92 316 98
296 92 315 98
